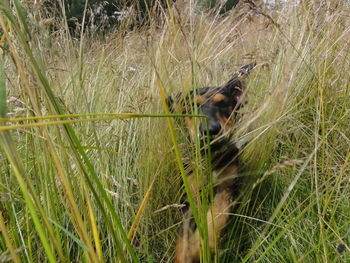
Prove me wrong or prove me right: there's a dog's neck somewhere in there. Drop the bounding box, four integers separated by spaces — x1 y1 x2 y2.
211 144 240 170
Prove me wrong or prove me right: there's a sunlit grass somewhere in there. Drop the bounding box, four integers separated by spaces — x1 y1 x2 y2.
1 0 350 262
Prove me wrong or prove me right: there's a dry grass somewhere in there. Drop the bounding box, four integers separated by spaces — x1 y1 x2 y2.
1 0 350 262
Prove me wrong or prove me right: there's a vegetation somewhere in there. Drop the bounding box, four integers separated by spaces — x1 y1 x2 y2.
43 0 239 32
0 0 350 262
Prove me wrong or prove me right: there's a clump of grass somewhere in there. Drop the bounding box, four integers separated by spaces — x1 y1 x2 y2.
1 0 350 262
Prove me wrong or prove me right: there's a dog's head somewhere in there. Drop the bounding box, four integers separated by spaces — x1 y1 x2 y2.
167 63 255 154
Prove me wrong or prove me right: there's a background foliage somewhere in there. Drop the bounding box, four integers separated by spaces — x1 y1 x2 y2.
43 0 240 33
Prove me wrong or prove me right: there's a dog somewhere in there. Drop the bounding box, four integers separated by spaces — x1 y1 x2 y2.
167 63 256 263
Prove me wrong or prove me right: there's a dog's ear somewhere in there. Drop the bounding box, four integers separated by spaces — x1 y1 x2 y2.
222 62 256 104
238 63 256 77
225 63 256 87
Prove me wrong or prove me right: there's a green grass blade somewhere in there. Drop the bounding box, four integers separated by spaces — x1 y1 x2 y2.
0 57 6 118
49 219 89 251
0 132 57 263
12 0 31 40
0 2 139 260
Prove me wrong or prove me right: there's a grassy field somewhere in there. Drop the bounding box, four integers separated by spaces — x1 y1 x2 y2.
1 0 350 262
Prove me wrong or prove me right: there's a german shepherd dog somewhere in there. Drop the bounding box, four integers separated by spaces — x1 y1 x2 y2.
167 63 256 263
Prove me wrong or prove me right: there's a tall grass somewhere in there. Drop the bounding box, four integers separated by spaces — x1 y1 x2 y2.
1 0 350 262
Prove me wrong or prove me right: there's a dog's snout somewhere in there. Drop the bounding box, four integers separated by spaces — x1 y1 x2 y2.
199 120 221 137
208 122 221 136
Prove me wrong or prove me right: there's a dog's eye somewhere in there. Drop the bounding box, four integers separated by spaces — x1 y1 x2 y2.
214 99 227 107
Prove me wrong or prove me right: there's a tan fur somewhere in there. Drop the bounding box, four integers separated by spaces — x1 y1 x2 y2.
175 221 192 263
216 113 233 131
195 95 206 104
175 166 238 262
185 117 195 139
187 174 202 201
211 93 225 103
174 189 232 263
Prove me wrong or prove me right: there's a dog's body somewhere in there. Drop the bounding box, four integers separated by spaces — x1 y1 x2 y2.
167 63 256 263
